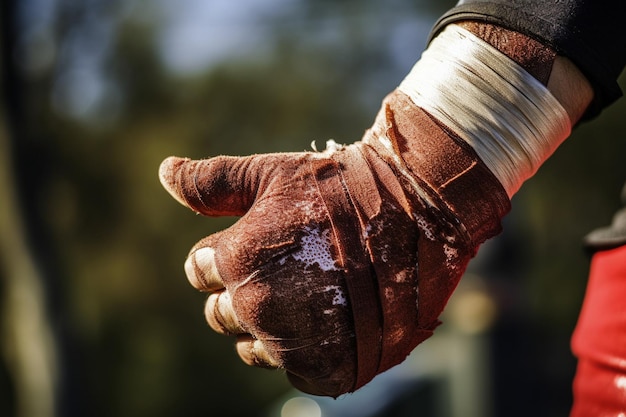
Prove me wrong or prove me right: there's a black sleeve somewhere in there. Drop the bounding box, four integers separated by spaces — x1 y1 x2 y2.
430 0 626 119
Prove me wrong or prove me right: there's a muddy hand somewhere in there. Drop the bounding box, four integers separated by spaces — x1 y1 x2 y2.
158 90 510 397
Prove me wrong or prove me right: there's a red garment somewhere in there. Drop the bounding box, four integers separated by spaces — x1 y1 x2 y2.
571 245 626 416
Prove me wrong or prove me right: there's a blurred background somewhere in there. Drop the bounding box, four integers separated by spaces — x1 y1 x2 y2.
1 0 625 416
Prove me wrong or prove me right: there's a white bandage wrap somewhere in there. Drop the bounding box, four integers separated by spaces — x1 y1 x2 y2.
398 24 571 197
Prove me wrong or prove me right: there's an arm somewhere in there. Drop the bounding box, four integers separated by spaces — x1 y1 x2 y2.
159 2 622 397
432 0 625 120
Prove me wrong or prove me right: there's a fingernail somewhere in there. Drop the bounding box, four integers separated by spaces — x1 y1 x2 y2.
236 336 280 369
206 291 242 335
184 247 224 291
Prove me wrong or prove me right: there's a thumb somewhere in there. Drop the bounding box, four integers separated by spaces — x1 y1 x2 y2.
159 155 268 216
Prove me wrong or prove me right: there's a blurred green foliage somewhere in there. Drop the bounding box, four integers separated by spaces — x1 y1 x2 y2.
1 0 625 416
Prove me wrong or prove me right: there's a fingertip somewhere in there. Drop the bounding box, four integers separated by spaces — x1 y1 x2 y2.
184 247 225 292
205 291 244 335
236 336 280 369
159 156 191 208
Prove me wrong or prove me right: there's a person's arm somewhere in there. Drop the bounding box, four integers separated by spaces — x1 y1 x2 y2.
159 2 622 397
432 0 625 120
454 20 594 125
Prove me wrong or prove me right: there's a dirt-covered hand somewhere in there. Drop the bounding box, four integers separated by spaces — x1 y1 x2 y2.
158 90 510 397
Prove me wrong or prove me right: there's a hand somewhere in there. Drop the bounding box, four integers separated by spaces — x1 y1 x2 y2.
158 90 510 397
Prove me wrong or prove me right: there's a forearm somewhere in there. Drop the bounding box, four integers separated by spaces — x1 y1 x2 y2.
379 22 591 199
456 20 594 125
431 0 625 119
159 2 613 398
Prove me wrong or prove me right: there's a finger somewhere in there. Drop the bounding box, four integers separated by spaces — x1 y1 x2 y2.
235 335 280 369
184 246 225 292
158 155 268 217
205 291 245 335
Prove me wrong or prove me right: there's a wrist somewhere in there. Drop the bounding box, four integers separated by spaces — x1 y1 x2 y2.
396 24 572 197
458 21 593 126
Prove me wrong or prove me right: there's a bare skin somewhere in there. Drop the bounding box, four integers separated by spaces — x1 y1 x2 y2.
548 56 594 125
